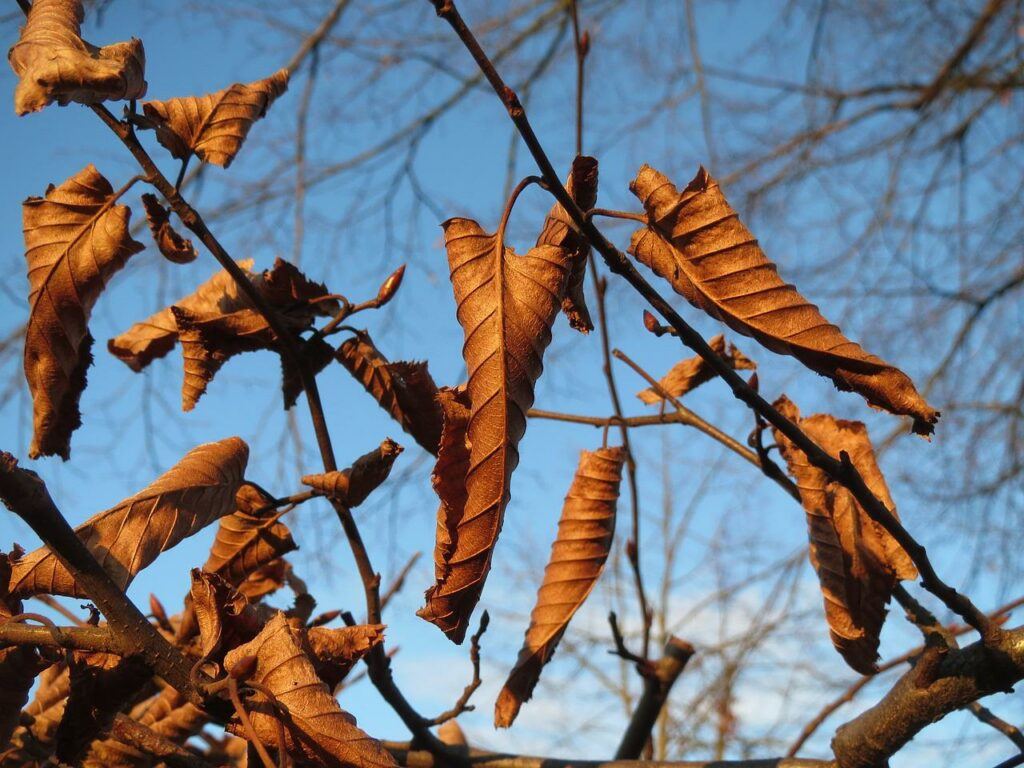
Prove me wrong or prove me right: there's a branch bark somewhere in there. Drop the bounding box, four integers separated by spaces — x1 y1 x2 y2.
615 637 696 759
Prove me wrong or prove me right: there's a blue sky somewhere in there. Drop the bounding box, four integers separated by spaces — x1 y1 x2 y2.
0 2 1018 765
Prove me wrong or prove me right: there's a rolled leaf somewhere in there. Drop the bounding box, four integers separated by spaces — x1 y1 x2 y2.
495 446 625 727
140 193 197 264
301 438 403 508
537 155 598 333
629 165 939 435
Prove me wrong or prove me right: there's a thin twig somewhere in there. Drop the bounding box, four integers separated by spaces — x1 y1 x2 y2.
427 611 489 725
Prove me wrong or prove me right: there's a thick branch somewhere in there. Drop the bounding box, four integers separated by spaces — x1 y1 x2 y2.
615 637 696 759
0 620 127 654
106 714 217 768
831 627 1024 768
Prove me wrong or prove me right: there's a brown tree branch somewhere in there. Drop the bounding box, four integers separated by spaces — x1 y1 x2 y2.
384 742 831 768
615 637 696 759
105 714 217 768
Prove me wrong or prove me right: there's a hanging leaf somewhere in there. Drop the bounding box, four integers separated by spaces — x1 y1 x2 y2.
189 569 261 661
302 439 403 509
0 600 48 747
536 155 598 333
141 69 289 168
8 0 146 116
223 613 397 768
629 166 940 435
22 164 145 459
336 331 444 454
494 446 625 727
771 396 917 674
107 259 255 372
305 624 385 690
7 437 248 599
428 386 472 583
418 218 570 643
203 483 297 588
140 193 197 264
637 333 754 404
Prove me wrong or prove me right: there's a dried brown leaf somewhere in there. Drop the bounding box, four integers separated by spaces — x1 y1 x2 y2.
771 396 917 674
236 558 291 601
140 193 196 264
336 331 444 454
142 69 288 167
536 155 598 333
190 569 260 661
107 259 254 372
8 0 146 116
418 218 570 643
429 386 472 582
494 446 625 727
0 601 48 747
163 258 335 410
7 437 248 599
637 333 755 404
203 483 297 588
302 438 403 508
223 613 396 768
305 624 385 690
629 166 939 435
22 164 145 458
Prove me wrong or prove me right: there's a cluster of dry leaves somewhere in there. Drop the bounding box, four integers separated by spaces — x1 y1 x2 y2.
1 1 945 765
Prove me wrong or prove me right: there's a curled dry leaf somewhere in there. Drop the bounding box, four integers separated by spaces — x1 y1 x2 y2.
236 558 290 601
302 438 403 509
305 624 385 690
223 613 397 768
771 396 917 674
7 437 248 599
429 386 472 583
536 155 598 333
140 193 197 264
110 257 334 410
418 218 570 643
107 259 254 372
7 0 146 116
23 163 145 459
494 447 625 727
204 483 297 588
189 569 261 661
336 331 444 454
142 69 289 168
629 166 939 435
637 333 754 404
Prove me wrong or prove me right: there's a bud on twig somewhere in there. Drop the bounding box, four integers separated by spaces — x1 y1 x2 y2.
374 264 406 308
642 310 676 337
579 30 590 57
149 594 171 632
